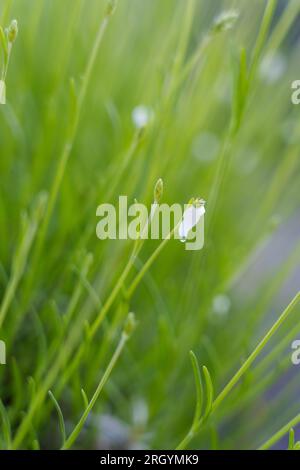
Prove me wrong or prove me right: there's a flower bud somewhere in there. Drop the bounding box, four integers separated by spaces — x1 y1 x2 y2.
154 178 163 203
178 198 205 242
106 0 117 17
212 10 239 34
7 19 18 43
123 312 137 338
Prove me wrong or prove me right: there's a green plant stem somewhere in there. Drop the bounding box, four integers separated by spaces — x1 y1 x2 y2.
88 249 137 338
13 203 172 447
34 254 94 383
0 194 47 329
258 413 300 450
212 291 300 412
32 15 108 248
166 0 197 100
177 291 300 449
266 0 300 55
0 0 13 25
54 221 175 394
1 43 11 81
21 2 116 310
12 245 136 447
177 429 197 451
248 0 278 83
126 232 175 299
62 331 129 450
209 0 277 230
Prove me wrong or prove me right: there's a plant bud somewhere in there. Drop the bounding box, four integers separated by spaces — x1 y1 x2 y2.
106 0 117 17
154 178 163 203
123 312 137 338
7 19 18 43
212 10 239 34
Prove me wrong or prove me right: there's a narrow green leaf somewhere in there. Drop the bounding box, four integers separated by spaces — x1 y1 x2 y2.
81 388 89 409
202 366 214 420
0 400 12 449
48 391 66 446
232 46 248 133
68 77 78 137
62 317 133 450
12 357 23 412
0 26 8 64
288 428 295 450
189 351 203 426
27 376 36 402
32 439 40 450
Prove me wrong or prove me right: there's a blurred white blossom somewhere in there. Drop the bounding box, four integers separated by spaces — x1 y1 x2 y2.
212 294 231 317
260 53 286 84
132 105 153 129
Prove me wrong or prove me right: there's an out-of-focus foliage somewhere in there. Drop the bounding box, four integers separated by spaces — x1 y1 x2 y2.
0 0 300 450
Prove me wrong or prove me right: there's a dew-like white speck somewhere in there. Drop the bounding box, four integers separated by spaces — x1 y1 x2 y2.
132 105 153 129
260 53 287 84
212 294 231 317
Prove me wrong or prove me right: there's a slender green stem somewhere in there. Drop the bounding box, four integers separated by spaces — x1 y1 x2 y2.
54 212 173 392
126 223 179 299
177 430 197 451
84 202 172 339
258 413 300 450
166 0 197 100
248 0 278 83
44 208 175 403
33 13 109 246
62 331 129 450
266 0 300 56
0 194 47 329
212 291 300 412
88 250 137 338
13 200 169 447
1 43 11 81
34 254 94 383
0 0 13 25
12 246 137 448
177 291 300 449
208 0 277 232
21 2 117 306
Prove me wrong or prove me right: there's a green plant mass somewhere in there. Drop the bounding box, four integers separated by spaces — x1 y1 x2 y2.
1 0 300 451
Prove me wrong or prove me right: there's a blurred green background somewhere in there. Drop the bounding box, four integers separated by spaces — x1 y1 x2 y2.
1 0 300 450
